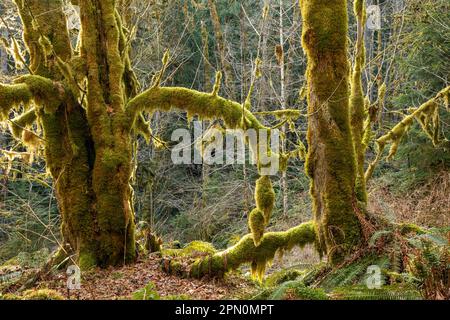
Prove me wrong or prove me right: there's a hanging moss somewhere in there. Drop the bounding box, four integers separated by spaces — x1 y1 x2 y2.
254 175 275 224
211 71 222 96
8 108 37 139
22 289 64 300
0 83 33 120
249 208 266 246
14 75 65 113
350 0 368 203
9 37 26 70
366 86 449 179
0 0 142 270
22 129 41 149
189 221 316 281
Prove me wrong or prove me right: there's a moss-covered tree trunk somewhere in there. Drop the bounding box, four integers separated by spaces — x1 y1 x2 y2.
3 0 136 268
301 0 362 264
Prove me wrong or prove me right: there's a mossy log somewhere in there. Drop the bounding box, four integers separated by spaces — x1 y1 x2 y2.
189 221 316 281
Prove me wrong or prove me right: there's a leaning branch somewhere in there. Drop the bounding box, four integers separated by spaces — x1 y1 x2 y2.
365 86 450 181
0 83 33 120
0 75 64 121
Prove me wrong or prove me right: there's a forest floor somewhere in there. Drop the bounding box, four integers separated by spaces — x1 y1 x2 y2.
29 255 256 300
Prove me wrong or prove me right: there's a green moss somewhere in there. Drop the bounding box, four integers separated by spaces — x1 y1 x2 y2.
350 0 368 203
134 112 151 142
1 0 139 270
397 223 425 235
22 129 41 150
374 86 449 162
0 83 33 120
0 293 22 300
254 109 303 120
211 71 222 96
8 108 37 139
331 285 421 300
78 251 97 271
249 208 265 247
22 289 64 300
301 0 362 264
146 232 163 253
254 176 275 224
190 221 316 281
265 269 304 287
14 75 64 114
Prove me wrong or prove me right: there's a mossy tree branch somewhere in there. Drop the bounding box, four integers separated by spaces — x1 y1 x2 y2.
189 221 317 280
0 75 65 120
8 107 38 139
0 83 33 120
365 85 450 181
127 86 267 131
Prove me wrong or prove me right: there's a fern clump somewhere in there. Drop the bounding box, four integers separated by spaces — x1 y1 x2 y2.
265 269 304 287
407 229 449 300
268 280 328 300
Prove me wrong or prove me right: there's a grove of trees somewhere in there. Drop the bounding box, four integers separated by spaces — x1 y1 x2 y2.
0 0 448 300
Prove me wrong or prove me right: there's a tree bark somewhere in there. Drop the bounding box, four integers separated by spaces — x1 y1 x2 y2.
301 0 362 264
7 0 137 268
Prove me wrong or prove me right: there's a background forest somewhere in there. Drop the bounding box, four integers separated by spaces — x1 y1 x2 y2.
0 0 448 300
